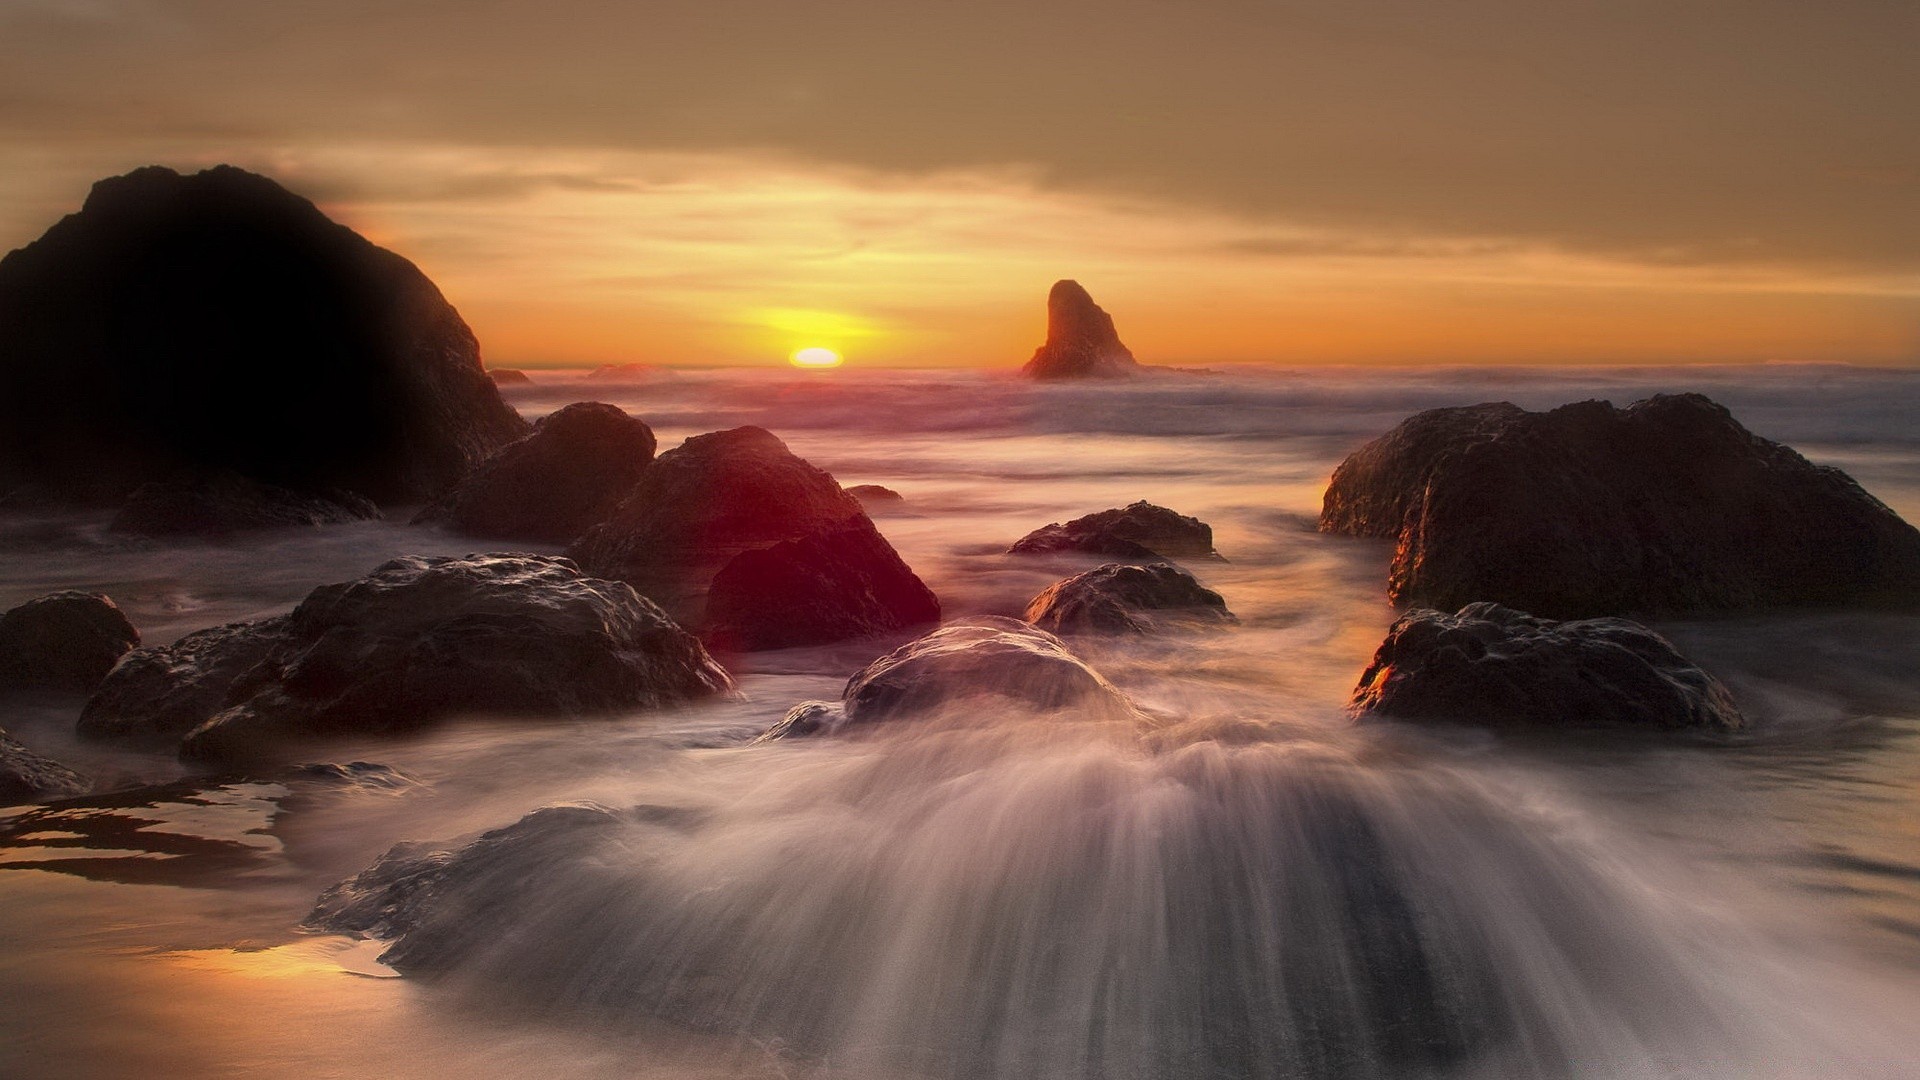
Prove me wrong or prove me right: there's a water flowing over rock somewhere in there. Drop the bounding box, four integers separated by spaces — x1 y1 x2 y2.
1351 602 1745 732
1010 501 1220 561
415 402 657 543
1021 279 1141 379
704 517 941 652
0 165 528 505
78 617 291 744
0 728 89 803
1320 393 1920 617
109 472 380 538
1025 562 1235 635
0 591 140 694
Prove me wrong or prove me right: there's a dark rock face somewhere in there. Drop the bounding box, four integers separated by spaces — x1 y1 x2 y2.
1351 602 1744 733
109 472 380 538
1021 280 1140 380
847 484 904 511
1025 562 1235 636
0 592 140 693
415 402 657 543
1010 501 1220 561
0 728 90 803
704 518 941 652
756 617 1133 740
487 368 532 386
1321 394 1920 618
78 617 290 743
0 165 528 505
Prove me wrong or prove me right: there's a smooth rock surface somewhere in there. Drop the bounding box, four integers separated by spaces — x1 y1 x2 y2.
0 591 140 693
109 472 380 538
78 617 290 743
1350 602 1744 732
1010 501 1220 561
704 517 940 652
1024 562 1235 635
1021 280 1140 380
0 728 89 803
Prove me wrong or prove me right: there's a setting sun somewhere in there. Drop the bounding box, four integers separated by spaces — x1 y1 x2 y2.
790 346 843 369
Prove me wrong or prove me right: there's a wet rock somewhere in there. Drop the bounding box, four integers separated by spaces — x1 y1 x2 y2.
0 165 528 505
0 591 140 693
1021 279 1140 380
109 471 380 538
1321 394 1920 617
1024 562 1235 636
0 727 90 803
78 617 290 743
1010 501 1220 561
756 617 1133 740
487 368 532 386
704 517 940 652
1350 602 1744 732
847 484 904 511
415 402 657 543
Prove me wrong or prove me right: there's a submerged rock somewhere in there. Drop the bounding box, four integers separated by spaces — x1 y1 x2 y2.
1321 393 1920 618
0 727 89 802
78 617 290 743
0 165 528 505
1025 562 1235 635
415 402 657 543
704 517 941 652
1021 279 1140 380
0 591 140 694
109 472 380 538
1350 602 1744 732
1010 501 1220 561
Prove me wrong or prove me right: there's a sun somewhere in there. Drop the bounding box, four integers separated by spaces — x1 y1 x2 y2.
790 346 844 369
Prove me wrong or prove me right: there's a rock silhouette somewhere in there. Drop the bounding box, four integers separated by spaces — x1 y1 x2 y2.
1021 280 1140 379
704 517 941 652
109 472 380 538
847 484 905 511
0 165 528 505
488 369 533 386
1025 562 1235 635
1010 501 1220 561
1350 603 1744 733
0 591 140 694
1321 393 1920 617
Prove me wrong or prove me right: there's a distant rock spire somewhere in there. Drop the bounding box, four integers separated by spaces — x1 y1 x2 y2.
1021 280 1141 380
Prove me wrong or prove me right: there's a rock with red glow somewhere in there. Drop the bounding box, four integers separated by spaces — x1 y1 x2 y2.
1010 501 1220 561
704 517 940 652
1020 280 1141 380
1024 562 1234 636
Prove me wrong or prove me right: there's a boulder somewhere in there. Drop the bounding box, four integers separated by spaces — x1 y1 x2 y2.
414 402 657 543
0 728 89 803
1350 602 1744 732
78 617 290 743
1321 394 1920 617
1021 280 1140 380
1009 501 1220 561
109 471 380 538
0 165 529 505
756 617 1133 740
487 368 533 386
704 518 941 652
0 591 140 693
847 484 904 511
1024 562 1235 635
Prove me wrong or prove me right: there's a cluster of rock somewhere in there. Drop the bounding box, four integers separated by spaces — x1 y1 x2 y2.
110 472 380 538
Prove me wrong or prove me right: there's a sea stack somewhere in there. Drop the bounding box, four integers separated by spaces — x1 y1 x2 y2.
1021 280 1141 380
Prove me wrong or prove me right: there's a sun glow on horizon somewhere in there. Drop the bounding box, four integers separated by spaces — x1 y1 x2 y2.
790 346 844 368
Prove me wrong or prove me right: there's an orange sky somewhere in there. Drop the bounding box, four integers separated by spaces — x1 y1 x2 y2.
1 2 1915 368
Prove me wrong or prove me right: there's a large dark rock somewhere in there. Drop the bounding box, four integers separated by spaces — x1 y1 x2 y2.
1025 562 1235 636
1010 501 1220 561
0 728 89 803
78 617 290 744
1321 393 1920 618
704 518 940 652
0 165 529 505
109 471 380 538
0 591 140 693
415 402 657 543
1021 280 1140 380
1350 602 1744 733
756 617 1133 740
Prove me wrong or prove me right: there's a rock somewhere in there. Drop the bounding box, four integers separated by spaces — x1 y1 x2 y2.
1021 280 1140 380
0 165 529 505
704 518 941 652
1024 562 1235 635
755 617 1133 740
1350 602 1744 733
1320 393 1920 617
414 402 657 543
847 484 904 511
109 471 381 538
78 617 290 743
488 368 532 386
586 364 658 382
1009 501 1220 561
0 728 90 803
0 591 140 693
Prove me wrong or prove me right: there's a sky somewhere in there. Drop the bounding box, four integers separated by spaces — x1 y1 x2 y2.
1 0 1915 369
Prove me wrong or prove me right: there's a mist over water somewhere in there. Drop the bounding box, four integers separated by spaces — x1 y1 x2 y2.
3 364 1919 1079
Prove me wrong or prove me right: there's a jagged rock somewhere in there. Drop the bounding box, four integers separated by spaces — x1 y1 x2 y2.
0 165 528 505
1350 602 1744 732
1024 562 1235 635
78 617 290 743
109 471 380 538
704 517 941 652
847 484 904 511
0 728 89 802
415 402 657 543
1321 393 1920 617
755 617 1133 740
1021 280 1140 380
1009 501 1220 561
0 591 140 693
487 369 532 386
